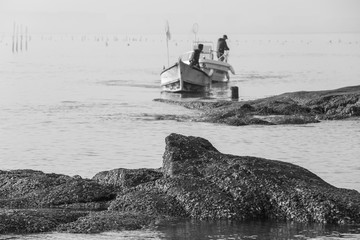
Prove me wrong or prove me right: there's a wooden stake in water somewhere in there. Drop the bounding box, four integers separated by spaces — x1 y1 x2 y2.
231 86 239 100
12 22 15 53
25 26 28 51
20 24 23 52
15 24 19 53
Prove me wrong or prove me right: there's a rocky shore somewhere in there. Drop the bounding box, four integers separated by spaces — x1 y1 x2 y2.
1 133 360 234
1 86 360 234
154 85 360 125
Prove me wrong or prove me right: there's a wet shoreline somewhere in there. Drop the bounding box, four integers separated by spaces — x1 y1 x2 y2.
154 85 360 126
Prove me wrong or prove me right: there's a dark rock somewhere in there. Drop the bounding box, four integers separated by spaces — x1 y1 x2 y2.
56 201 110 210
155 176 242 219
162 133 219 177
92 168 163 190
0 209 88 234
41 178 115 206
57 211 154 233
154 85 360 125
109 182 187 217
159 133 360 223
240 103 255 112
2 131 360 234
253 98 312 115
0 170 115 209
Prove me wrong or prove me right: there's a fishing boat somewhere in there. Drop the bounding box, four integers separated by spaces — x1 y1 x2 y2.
160 59 212 93
181 42 235 83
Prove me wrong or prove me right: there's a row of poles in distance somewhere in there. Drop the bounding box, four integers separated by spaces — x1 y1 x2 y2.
12 22 29 53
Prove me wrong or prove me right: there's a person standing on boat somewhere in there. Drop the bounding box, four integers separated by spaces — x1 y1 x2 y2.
217 35 230 61
189 43 203 68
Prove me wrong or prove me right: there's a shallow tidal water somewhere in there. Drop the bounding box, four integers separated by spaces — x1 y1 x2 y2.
2 220 360 240
0 33 359 239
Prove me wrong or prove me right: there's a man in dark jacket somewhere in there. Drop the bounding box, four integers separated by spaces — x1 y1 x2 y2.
216 35 230 61
189 43 203 68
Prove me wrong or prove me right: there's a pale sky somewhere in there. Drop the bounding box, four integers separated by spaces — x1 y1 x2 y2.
0 0 359 34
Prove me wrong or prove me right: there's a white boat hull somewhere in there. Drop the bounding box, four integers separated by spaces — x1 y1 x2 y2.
160 60 211 93
200 59 235 83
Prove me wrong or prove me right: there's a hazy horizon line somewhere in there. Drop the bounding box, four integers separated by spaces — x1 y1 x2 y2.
1 31 360 36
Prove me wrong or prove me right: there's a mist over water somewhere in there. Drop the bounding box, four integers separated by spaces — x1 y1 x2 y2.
0 33 360 239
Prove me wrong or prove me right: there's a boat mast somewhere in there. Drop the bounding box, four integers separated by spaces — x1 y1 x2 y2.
165 21 171 67
192 23 198 42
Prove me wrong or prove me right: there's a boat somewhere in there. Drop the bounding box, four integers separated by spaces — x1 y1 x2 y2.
160 59 212 93
181 42 235 83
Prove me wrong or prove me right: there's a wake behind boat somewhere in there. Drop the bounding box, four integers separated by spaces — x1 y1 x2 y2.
160 59 211 93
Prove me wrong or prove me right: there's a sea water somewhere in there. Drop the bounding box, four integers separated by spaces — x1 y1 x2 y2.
0 33 359 239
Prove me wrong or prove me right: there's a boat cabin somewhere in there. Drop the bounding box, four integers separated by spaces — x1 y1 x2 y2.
194 42 214 60
180 41 215 63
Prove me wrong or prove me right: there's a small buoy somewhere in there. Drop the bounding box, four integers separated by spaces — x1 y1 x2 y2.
231 86 239 100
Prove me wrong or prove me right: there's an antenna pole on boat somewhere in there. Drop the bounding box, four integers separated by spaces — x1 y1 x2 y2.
192 23 198 42
165 21 171 67
166 36 169 66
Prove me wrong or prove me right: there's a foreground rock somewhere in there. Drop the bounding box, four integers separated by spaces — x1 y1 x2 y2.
0 170 115 209
160 134 360 223
93 168 163 191
56 211 155 233
154 85 360 125
0 209 88 234
1 134 360 234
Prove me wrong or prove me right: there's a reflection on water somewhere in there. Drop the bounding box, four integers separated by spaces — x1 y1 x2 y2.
210 82 232 100
159 82 235 101
160 90 212 101
2 220 360 240
157 220 360 240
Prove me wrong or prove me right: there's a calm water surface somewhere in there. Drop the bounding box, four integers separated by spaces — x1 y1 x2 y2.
0 33 359 239
2 220 360 240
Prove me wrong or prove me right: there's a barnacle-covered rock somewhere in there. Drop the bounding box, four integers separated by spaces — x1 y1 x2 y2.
0 209 88 234
57 211 154 233
159 133 360 223
93 168 163 191
0 170 115 209
1 131 360 234
154 85 360 125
